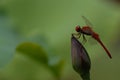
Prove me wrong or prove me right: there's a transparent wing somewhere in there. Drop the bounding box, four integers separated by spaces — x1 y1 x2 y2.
82 16 94 28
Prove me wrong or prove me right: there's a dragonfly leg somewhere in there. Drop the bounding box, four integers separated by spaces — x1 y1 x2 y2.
82 34 87 44
72 33 81 39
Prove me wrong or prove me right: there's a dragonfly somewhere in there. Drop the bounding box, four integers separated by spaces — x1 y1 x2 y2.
74 16 112 59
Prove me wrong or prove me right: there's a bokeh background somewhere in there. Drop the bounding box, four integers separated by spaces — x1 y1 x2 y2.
0 0 120 80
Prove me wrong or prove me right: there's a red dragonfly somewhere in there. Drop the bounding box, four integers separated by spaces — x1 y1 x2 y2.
74 16 112 59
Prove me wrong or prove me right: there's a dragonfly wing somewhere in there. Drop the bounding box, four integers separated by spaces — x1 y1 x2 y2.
82 16 94 28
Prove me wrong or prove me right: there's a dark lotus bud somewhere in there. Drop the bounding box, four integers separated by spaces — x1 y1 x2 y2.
104 0 120 4
71 34 91 80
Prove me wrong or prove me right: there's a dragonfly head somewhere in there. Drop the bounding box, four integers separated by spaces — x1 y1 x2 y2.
75 25 82 32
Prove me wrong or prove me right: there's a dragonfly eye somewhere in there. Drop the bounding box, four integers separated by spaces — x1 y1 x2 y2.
75 25 81 32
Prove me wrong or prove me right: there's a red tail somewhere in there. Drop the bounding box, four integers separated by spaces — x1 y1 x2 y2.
92 33 112 59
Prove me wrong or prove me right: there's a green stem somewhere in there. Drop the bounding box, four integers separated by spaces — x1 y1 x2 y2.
82 77 90 80
80 72 90 80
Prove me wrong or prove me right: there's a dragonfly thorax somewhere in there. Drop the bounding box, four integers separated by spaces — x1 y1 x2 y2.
81 26 93 35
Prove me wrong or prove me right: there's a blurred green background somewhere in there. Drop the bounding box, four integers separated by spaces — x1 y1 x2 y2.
0 0 120 80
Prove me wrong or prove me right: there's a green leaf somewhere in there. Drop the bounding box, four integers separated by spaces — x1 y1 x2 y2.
16 42 48 64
